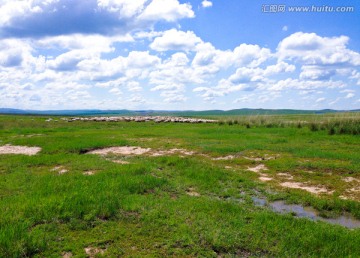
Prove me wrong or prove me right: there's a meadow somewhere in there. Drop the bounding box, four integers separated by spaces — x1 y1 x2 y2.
0 113 360 257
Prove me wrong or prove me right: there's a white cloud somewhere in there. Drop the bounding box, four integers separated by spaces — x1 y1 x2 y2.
299 66 335 81
97 0 147 18
139 0 194 22
232 44 271 67
109 87 122 96
282 26 288 32
0 0 194 38
316 97 326 103
278 32 360 66
201 0 213 8
126 51 160 68
270 78 346 91
150 29 202 51
0 39 33 68
345 93 355 99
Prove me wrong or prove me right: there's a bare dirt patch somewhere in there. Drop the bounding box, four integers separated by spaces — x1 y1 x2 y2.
87 146 151 156
259 176 273 182
87 146 196 159
277 173 294 180
0 144 41 156
243 153 279 161
247 164 272 181
342 177 360 183
247 164 268 173
186 187 201 197
51 166 68 175
212 155 236 161
280 182 333 195
62 252 73 258
111 160 130 164
84 247 105 257
83 171 95 176
150 148 195 157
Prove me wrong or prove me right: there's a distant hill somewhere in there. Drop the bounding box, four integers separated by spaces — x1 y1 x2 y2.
0 108 359 117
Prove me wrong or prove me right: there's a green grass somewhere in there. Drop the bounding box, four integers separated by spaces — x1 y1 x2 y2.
0 114 360 257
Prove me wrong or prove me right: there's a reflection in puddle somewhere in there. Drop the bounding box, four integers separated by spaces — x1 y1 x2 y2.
252 197 360 229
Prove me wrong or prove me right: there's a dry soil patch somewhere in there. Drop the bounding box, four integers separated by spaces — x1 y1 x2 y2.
0 144 41 156
280 182 333 195
247 164 268 173
51 166 68 175
84 247 105 257
186 187 201 197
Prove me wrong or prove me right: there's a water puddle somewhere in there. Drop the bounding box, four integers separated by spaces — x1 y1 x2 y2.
252 197 360 229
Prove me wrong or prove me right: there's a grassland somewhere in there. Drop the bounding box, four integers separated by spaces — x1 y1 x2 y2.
0 114 360 257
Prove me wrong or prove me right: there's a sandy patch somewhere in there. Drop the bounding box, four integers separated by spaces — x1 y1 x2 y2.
247 164 272 181
349 187 360 193
51 166 68 175
88 146 196 158
26 134 44 138
150 148 195 157
247 164 268 173
88 146 151 155
62 252 73 258
280 182 333 195
111 160 130 164
342 177 360 183
83 171 95 176
244 153 279 161
212 155 235 161
0 144 41 156
84 247 105 257
277 173 294 180
225 166 233 169
186 187 200 197
259 176 272 182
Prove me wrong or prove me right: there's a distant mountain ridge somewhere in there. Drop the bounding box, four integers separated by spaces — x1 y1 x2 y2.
1 108 359 116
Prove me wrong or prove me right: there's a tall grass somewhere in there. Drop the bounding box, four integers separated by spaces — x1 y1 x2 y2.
218 112 360 135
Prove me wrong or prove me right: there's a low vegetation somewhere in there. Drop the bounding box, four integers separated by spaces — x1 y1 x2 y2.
0 113 360 257
218 112 360 135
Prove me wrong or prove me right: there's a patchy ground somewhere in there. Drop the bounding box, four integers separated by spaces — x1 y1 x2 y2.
0 144 41 156
87 146 195 158
86 145 360 201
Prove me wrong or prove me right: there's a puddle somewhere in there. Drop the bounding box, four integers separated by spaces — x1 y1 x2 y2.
252 197 360 229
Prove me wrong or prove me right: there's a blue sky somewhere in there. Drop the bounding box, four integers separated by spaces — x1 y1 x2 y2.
0 0 359 110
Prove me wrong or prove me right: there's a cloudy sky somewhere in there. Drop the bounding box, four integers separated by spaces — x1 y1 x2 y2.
0 0 359 110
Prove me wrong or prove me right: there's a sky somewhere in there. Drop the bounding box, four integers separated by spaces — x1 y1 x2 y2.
0 0 360 111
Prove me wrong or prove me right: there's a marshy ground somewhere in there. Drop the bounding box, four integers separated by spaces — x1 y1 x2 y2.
0 114 360 257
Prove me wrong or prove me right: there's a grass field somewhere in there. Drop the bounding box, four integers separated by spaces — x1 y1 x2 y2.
1 114 360 257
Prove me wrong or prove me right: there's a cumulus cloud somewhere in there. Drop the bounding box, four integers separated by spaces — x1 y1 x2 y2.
201 0 213 8
345 93 355 99
269 78 346 91
0 39 33 67
278 32 360 66
150 29 202 51
0 0 194 38
316 97 326 103
139 0 194 22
